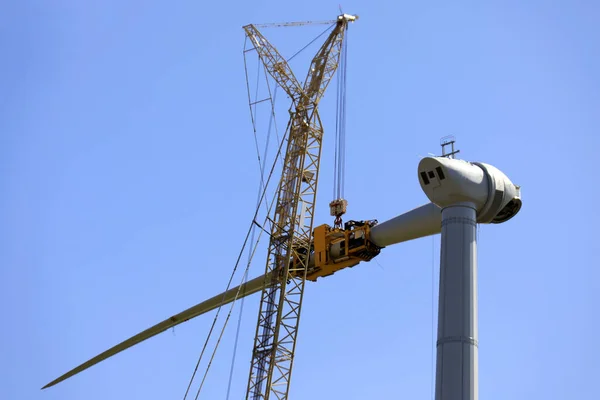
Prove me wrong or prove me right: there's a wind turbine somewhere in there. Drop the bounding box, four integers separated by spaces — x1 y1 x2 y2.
43 155 521 400
419 156 521 400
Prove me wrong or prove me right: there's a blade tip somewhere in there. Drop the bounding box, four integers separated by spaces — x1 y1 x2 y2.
42 379 61 389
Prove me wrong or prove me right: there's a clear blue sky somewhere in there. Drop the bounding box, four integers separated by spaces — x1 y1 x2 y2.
2 1 599 399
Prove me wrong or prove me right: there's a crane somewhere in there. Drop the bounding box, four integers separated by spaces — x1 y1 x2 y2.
42 15 523 400
241 13 357 399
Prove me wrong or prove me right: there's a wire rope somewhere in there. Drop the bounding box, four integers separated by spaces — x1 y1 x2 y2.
194 186 280 399
226 53 284 400
287 23 335 62
182 112 289 400
186 23 341 398
333 26 348 201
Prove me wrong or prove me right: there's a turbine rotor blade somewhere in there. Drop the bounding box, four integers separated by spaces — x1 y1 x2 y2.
370 202 442 247
42 272 273 389
44 203 444 390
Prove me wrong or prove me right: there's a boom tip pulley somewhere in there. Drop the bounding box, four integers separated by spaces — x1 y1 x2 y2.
338 13 359 22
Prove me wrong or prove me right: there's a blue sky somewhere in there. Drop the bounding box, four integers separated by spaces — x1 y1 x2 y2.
2 1 599 399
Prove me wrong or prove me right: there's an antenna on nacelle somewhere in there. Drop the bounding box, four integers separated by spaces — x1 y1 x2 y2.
440 135 460 159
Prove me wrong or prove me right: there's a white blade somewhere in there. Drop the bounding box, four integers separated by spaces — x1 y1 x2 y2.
370 202 442 247
42 273 273 389
44 203 444 389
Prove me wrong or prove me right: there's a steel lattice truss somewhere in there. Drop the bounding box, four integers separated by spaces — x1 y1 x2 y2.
242 18 350 400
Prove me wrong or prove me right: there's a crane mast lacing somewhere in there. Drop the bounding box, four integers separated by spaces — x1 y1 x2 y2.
242 15 355 400
184 16 355 400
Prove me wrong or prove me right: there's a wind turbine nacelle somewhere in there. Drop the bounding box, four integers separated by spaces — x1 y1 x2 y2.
418 157 522 224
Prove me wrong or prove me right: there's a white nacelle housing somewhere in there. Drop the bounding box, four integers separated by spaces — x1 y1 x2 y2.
418 157 522 224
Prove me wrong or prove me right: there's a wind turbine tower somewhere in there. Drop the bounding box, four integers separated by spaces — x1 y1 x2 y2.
420 156 521 400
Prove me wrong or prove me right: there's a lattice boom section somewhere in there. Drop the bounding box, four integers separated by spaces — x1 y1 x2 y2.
245 18 349 400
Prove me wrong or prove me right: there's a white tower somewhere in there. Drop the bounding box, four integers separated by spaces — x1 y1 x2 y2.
418 157 522 400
